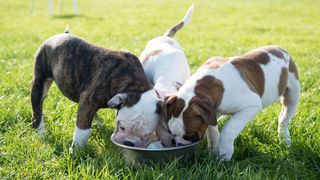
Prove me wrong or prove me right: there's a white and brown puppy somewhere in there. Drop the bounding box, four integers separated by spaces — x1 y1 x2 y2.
158 46 300 160
141 4 193 146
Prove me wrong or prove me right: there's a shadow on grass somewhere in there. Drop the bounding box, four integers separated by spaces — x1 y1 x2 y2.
93 114 114 145
42 113 113 157
230 128 318 178
52 14 85 19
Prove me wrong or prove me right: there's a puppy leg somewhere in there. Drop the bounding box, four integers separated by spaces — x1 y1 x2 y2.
31 78 47 135
30 55 53 135
278 80 300 145
207 115 225 151
206 125 220 152
71 92 98 150
218 105 262 161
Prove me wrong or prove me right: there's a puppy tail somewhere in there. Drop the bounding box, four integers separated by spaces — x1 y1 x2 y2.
64 25 70 33
163 3 194 38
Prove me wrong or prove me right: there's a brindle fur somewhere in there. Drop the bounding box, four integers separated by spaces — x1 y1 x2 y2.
31 33 152 129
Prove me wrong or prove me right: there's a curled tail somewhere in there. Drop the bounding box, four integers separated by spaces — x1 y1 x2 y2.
163 4 194 38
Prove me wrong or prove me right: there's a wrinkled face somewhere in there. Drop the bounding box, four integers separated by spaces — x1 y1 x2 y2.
158 95 218 145
112 89 160 147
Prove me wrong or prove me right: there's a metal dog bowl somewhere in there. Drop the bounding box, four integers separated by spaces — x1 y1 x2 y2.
110 134 201 165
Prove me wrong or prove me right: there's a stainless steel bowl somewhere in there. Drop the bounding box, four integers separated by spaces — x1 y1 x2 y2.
110 134 201 165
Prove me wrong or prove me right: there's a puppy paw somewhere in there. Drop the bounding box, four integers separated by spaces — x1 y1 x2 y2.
35 117 45 136
278 131 292 147
69 143 83 158
218 153 232 162
36 127 45 136
278 127 292 147
279 136 292 147
217 144 234 162
69 146 75 157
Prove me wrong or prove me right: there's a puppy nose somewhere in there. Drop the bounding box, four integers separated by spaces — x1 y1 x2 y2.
183 134 199 142
177 143 186 146
123 140 135 147
171 138 176 145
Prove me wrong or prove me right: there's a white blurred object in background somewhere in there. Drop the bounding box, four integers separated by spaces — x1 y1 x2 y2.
30 0 78 16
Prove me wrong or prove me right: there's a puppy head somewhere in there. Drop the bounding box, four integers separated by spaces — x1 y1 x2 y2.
158 76 223 145
157 95 216 145
108 89 161 147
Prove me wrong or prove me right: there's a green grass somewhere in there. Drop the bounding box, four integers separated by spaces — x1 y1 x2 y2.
0 0 319 179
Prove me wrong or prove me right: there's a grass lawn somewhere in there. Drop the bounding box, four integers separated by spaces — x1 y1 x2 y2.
0 0 319 179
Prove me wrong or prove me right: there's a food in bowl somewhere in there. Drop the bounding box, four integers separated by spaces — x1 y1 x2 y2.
110 134 201 164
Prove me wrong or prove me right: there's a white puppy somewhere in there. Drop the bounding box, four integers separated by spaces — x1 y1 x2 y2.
111 4 194 147
140 4 193 95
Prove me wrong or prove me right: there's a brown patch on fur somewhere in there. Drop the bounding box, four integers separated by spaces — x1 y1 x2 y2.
263 46 285 59
182 76 224 140
140 49 163 64
201 57 230 70
183 101 210 140
279 68 288 96
282 88 291 106
231 57 265 97
274 46 299 80
289 58 299 80
164 21 184 37
242 50 270 65
165 95 185 119
194 76 224 107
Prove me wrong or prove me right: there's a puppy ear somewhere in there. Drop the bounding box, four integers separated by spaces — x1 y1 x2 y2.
166 96 185 117
156 100 165 116
155 88 168 100
107 93 127 108
192 98 217 126
174 81 183 90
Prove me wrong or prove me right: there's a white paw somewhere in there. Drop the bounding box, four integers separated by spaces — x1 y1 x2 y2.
207 140 219 156
218 143 234 162
69 146 75 156
72 127 91 147
279 135 292 146
207 146 219 157
278 128 292 146
218 153 232 162
36 127 44 136
207 138 219 149
36 117 45 136
69 140 84 156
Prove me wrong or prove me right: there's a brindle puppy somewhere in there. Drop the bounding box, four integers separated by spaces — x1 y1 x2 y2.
30 30 152 151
